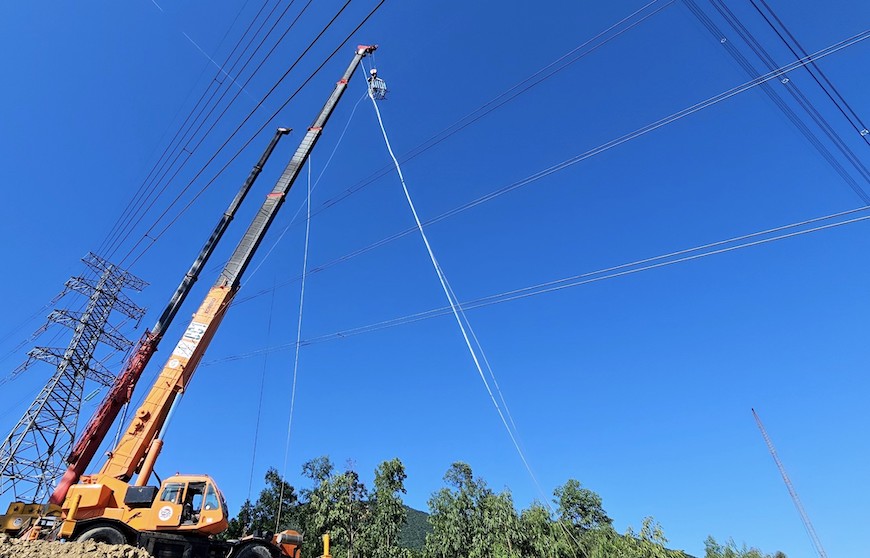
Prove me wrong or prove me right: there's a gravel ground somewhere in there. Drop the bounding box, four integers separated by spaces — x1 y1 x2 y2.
0 534 151 558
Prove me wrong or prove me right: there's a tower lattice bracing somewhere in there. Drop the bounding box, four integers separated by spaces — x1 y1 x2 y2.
0 253 146 503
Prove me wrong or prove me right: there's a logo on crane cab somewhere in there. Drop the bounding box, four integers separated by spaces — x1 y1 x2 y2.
158 506 173 521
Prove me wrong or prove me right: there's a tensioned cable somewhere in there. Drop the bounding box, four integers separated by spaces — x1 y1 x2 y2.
101 0 306 259
107 0 322 263
203 204 870 364
116 84 374 428
104 0 660 270
315 0 675 216
98 0 284 258
110 0 318 259
276 158 313 532
685 0 870 203
246 276 277 506
113 0 671 269
364 67 558 525
241 92 368 287
122 0 388 268
229 27 870 309
749 0 870 146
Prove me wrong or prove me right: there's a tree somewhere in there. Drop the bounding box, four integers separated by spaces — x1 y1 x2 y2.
553 479 611 531
518 503 562 558
424 463 526 558
362 458 410 558
225 499 255 539
298 456 368 558
704 536 787 558
424 462 492 558
331 468 369 558
225 468 298 539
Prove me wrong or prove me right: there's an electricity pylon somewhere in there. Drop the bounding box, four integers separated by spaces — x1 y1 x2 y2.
0 253 146 503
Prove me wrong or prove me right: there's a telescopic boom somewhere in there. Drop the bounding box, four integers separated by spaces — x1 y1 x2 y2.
49 127 290 504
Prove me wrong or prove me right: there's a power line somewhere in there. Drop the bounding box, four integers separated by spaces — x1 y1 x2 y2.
314 0 676 218
122 0 388 268
203 204 870 364
683 0 870 203
230 26 870 308
749 0 870 145
103 0 319 261
98 0 287 258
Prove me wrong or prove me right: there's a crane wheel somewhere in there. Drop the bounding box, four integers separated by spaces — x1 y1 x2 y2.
235 544 273 558
76 525 127 545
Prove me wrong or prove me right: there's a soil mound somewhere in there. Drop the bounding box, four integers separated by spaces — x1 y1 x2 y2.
0 534 151 558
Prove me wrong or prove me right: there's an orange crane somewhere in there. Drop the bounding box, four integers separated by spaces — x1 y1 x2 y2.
55 45 378 558
0 126 288 539
752 408 828 558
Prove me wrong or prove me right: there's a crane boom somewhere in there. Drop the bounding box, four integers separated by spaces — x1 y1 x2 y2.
57 46 377 558
94 44 377 485
751 408 828 558
49 127 290 505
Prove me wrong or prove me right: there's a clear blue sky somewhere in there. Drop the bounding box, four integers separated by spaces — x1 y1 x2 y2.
1 1 869 556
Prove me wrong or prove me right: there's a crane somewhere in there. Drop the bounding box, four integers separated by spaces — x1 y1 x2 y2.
1 127 288 540
751 408 828 558
56 45 377 558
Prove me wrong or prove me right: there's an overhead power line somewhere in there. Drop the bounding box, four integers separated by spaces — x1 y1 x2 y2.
203 204 870 364
122 0 388 268
314 0 676 218
98 0 292 259
683 0 870 203
230 25 870 308
748 0 870 146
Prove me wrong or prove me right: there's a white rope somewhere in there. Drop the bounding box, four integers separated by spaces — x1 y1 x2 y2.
276 157 313 531
363 67 550 508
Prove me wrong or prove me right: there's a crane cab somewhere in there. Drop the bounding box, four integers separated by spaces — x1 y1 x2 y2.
60 474 228 540
144 475 229 535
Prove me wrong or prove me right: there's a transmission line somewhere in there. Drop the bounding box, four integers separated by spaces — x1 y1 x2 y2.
121 0 388 268
103 0 319 261
749 0 870 146
228 26 870 309
683 0 870 203
98 0 289 258
203 204 870 364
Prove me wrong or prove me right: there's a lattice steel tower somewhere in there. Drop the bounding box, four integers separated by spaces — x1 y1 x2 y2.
0 253 146 503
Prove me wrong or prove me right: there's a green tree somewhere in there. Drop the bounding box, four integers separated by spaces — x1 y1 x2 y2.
518 503 563 558
478 490 521 558
703 536 786 558
225 468 298 538
554 479 611 531
225 499 255 539
298 456 368 558
424 462 492 558
362 458 410 558
423 463 527 558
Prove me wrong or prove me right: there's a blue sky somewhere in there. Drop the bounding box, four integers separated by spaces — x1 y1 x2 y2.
1 1 869 556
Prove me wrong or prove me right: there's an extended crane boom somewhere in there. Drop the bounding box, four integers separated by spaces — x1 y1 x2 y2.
59 45 377 558
49 127 290 506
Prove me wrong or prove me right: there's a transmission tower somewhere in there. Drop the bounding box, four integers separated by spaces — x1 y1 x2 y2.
0 253 146 503
751 408 828 558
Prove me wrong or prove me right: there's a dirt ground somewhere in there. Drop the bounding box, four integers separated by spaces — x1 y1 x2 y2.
0 534 151 558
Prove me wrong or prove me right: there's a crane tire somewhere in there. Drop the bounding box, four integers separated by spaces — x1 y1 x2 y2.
76 524 127 545
235 544 273 558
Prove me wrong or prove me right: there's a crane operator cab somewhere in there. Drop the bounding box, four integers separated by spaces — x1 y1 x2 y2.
148 475 228 534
